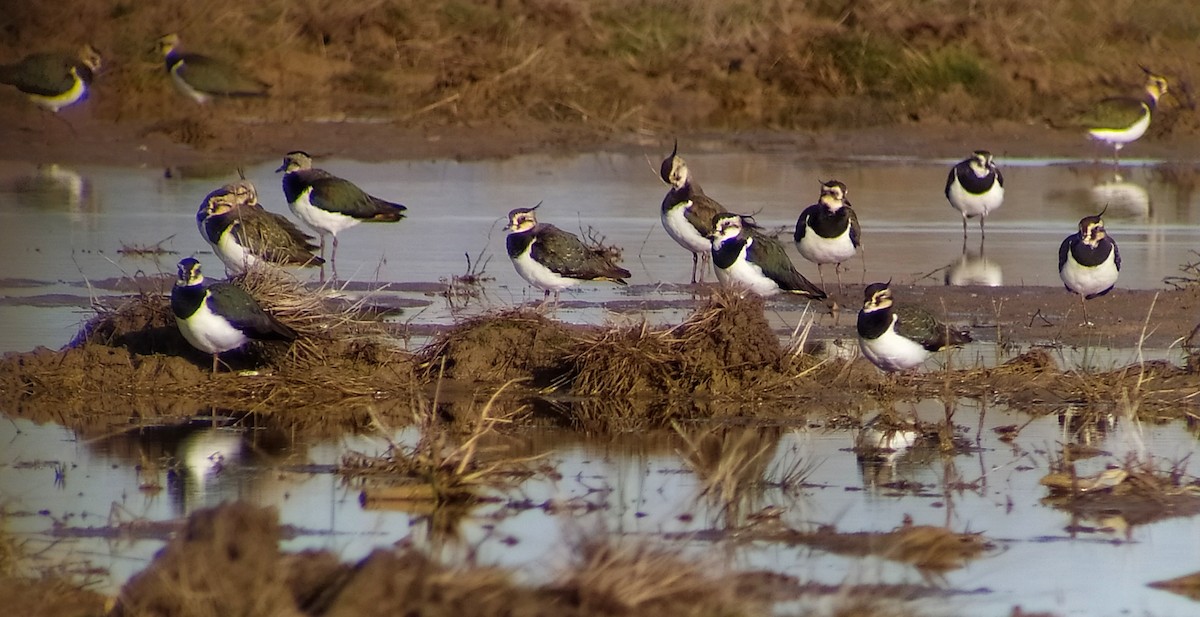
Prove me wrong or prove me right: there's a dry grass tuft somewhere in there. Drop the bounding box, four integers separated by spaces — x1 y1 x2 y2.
556 538 756 616
342 381 537 506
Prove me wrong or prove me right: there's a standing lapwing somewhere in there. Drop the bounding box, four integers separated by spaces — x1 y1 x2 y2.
709 212 826 299
1058 211 1120 326
276 151 407 276
856 281 972 373
504 204 630 304
0 45 101 118
1082 68 1168 165
156 33 269 104
196 180 323 276
794 180 862 293
945 150 1005 239
170 257 296 373
659 142 729 284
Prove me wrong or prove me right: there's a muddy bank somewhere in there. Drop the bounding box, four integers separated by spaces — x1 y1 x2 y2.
3 280 1200 439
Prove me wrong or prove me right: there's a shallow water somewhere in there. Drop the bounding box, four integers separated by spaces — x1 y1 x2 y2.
3 400 1200 615
1 152 1199 353
4 151 1200 614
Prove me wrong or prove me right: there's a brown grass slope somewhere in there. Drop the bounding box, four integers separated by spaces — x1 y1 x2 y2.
1 0 1197 135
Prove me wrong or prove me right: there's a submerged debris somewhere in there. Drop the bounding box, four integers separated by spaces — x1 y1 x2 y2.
1039 457 1200 527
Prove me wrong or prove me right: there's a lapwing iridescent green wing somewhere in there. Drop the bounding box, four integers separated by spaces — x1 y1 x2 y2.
1082 68 1168 165
156 34 268 104
0 45 101 113
659 142 729 284
276 151 407 275
196 180 323 276
1058 211 1120 326
856 281 972 373
709 212 826 299
794 179 861 293
945 150 1004 239
170 257 296 373
504 204 631 304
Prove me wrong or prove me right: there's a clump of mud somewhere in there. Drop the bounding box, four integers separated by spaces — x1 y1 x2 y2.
417 308 577 384
109 502 777 617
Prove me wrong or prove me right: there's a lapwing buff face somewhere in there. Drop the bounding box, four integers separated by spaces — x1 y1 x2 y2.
968 151 994 176
1081 216 1107 246
276 151 313 174
862 283 893 312
709 213 743 244
177 257 204 287
78 45 102 74
819 181 847 209
505 208 538 233
661 152 688 189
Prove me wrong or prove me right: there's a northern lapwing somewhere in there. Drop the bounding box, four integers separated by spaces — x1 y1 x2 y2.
196 180 323 276
856 281 972 373
276 151 407 274
1083 68 1168 165
1058 211 1120 325
794 180 861 292
170 257 296 373
945 150 1004 239
659 142 729 284
0 45 101 128
709 212 826 299
504 204 631 303
156 34 269 104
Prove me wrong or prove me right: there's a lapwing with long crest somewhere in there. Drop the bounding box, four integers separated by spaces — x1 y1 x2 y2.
170 257 296 373
659 141 730 284
504 204 630 304
1082 67 1168 165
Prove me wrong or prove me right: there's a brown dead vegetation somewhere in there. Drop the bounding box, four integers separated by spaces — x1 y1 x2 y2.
109 502 782 617
4 281 1200 437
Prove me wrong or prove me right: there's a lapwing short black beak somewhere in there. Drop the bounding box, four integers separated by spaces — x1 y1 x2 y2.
274 163 287 173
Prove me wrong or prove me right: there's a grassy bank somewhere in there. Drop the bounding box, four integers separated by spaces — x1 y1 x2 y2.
2 0 1197 135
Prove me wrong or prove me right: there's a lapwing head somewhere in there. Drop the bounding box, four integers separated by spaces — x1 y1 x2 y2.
968 150 995 175
1079 213 1107 245
660 141 689 189
78 45 103 73
708 212 744 244
176 257 204 287
224 179 259 207
504 204 539 233
862 281 893 312
818 180 848 208
275 151 314 174
1140 67 1169 103
156 33 181 58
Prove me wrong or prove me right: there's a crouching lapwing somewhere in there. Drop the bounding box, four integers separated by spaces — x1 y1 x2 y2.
196 180 323 276
945 150 1004 239
1059 211 1120 326
857 281 971 373
710 212 826 300
276 151 407 276
157 33 269 104
659 142 729 284
794 180 861 293
0 45 102 132
504 204 630 304
170 257 296 372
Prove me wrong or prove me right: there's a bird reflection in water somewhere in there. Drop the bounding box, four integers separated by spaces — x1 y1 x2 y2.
945 235 1002 287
